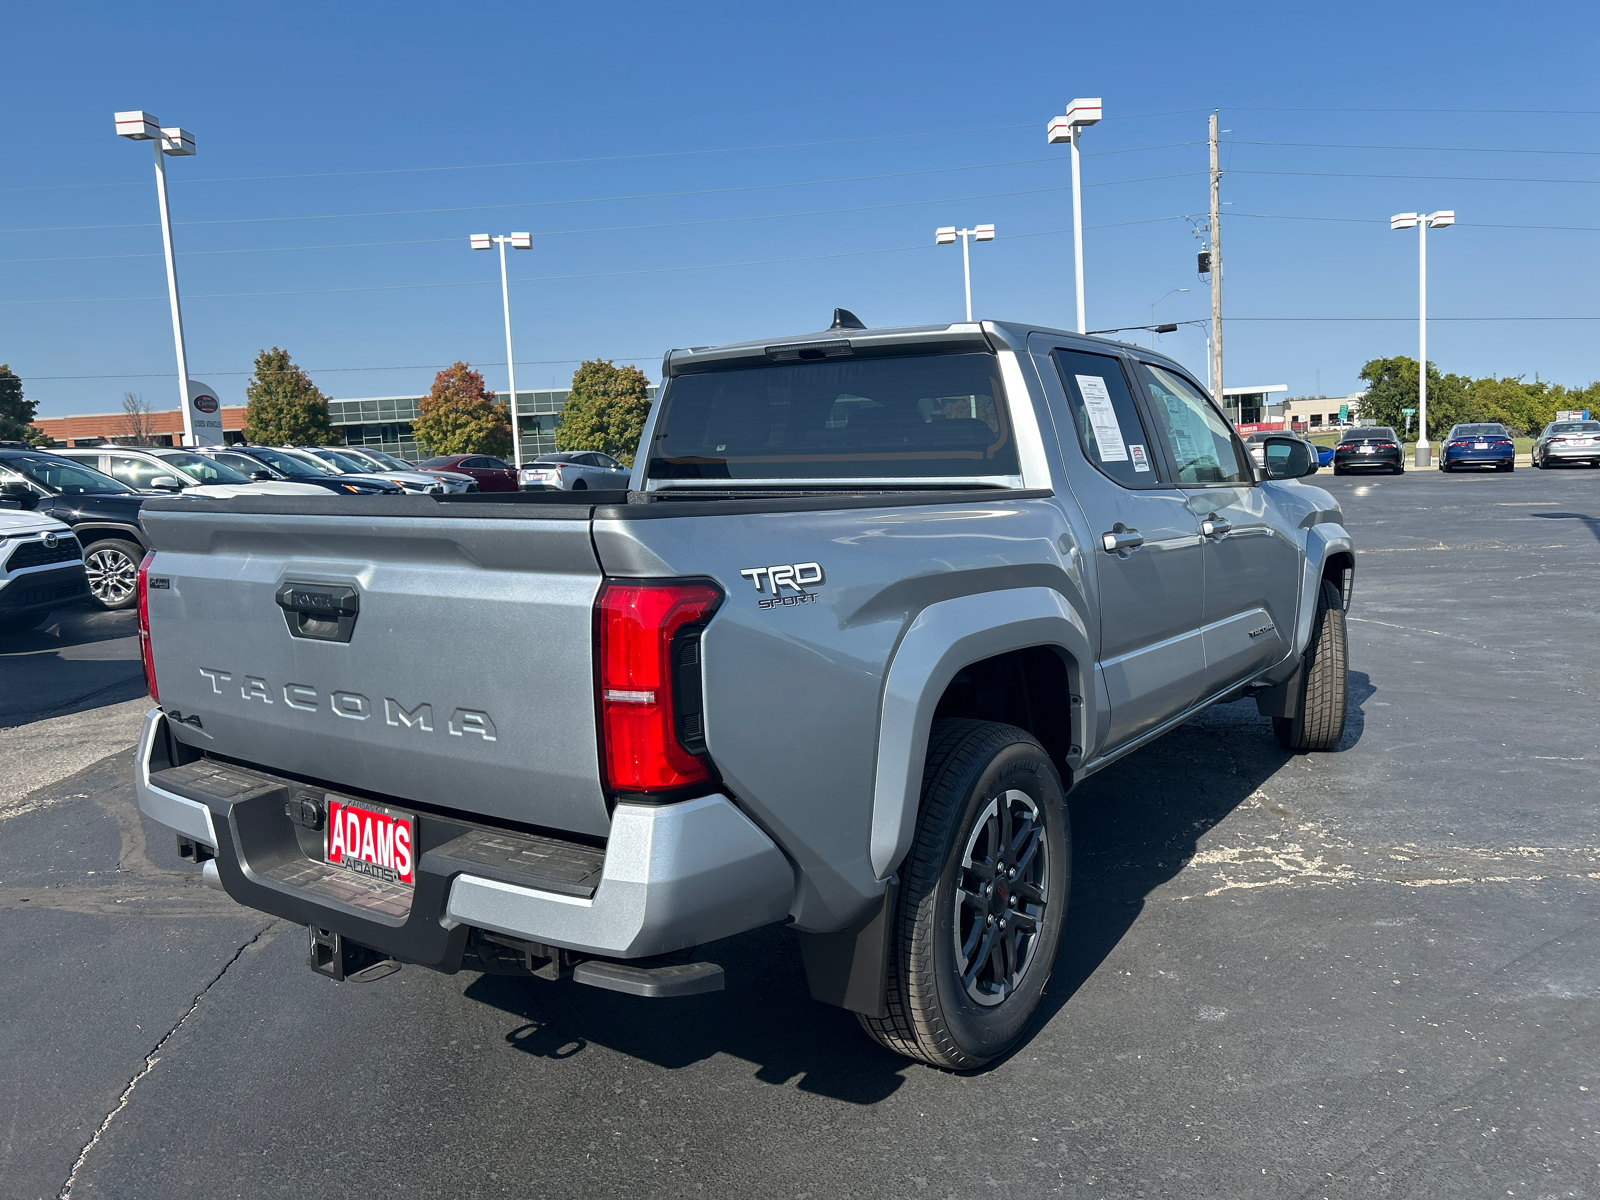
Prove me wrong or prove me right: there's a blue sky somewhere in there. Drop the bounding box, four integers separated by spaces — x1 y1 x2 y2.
5 0 1598 419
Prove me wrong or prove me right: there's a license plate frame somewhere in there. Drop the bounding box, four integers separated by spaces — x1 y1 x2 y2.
1359 445 1374 454
324 795 416 887
1474 441 1489 449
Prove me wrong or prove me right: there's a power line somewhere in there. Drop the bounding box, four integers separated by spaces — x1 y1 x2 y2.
1233 139 1600 157
1231 168 1600 185
1230 212 1600 232
0 214 1193 305
0 155 1075 235
0 183 1151 265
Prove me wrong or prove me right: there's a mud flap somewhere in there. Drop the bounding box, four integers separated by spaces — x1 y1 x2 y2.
794 879 899 1018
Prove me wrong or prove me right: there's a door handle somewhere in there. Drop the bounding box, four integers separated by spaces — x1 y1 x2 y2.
1201 517 1232 538
1100 528 1145 553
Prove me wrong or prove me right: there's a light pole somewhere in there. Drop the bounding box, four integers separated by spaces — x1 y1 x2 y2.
1389 210 1454 467
1149 288 1189 348
1047 98 1102 334
470 232 532 468
935 224 995 321
114 111 202 446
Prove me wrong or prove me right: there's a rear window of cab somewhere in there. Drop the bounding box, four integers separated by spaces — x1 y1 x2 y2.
646 352 1019 484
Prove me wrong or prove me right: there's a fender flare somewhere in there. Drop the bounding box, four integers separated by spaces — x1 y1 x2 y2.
868 586 1091 880
1295 522 1354 653
70 521 149 550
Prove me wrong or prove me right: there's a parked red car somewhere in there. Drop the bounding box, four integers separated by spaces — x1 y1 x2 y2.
416 455 519 492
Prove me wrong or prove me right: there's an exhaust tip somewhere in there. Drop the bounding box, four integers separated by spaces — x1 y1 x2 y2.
201 858 223 891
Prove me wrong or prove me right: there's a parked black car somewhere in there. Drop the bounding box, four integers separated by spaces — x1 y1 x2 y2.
194 446 403 495
1332 427 1404 476
0 448 149 609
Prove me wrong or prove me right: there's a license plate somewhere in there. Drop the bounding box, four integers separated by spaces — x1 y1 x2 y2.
325 797 415 886
1475 442 1489 449
1359 445 1374 454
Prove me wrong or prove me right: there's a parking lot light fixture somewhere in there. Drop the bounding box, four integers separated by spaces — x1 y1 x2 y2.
1047 97 1103 333
936 224 996 322
114 111 199 445
1391 209 1454 467
470 232 533 467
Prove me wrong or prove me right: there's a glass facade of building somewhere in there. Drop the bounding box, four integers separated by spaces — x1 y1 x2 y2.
328 387 656 463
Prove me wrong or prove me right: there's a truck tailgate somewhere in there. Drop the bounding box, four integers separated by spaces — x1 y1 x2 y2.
141 502 610 838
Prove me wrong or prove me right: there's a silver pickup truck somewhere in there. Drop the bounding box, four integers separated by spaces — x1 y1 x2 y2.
132 314 1353 1069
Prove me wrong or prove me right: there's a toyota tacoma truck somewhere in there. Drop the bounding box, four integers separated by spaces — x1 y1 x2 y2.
132 314 1353 1070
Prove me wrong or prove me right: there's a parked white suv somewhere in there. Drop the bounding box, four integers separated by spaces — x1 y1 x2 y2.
0 509 89 633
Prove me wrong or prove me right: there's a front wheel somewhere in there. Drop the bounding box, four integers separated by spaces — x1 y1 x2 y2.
83 538 143 610
1273 579 1348 753
858 719 1070 1071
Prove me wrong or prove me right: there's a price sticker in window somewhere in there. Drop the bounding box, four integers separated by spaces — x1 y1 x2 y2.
1129 444 1151 473
1075 375 1129 462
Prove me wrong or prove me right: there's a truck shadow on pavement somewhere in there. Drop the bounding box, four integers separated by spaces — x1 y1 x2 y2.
0 605 144 727
1531 511 1600 544
462 676 1373 1096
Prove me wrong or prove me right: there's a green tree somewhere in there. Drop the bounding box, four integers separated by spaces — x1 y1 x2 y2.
0 364 51 446
1357 356 1469 441
411 362 511 458
554 359 653 466
243 348 335 445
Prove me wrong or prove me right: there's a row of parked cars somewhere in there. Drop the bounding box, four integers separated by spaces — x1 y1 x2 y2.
1250 419 1600 477
0 440 634 630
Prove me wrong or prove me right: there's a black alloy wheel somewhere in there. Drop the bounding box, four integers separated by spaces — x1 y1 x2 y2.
858 719 1070 1071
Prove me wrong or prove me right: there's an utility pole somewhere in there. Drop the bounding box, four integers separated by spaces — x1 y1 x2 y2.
1208 111 1223 408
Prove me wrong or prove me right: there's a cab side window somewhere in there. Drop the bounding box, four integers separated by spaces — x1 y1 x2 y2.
1138 363 1252 485
1050 349 1161 487
110 455 167 488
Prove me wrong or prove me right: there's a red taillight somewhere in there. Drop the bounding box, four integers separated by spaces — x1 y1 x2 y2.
136 551 158 701
595 580 721 794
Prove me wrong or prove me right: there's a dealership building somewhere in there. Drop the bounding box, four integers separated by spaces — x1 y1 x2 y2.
34 386 655 461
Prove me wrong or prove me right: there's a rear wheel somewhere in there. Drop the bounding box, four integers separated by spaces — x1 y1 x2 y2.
858 719 1070 1071
571 478 588 491
1273 579 1348 754
83 538 143 610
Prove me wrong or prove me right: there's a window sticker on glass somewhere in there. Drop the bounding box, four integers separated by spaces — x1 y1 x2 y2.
1074 375 1128 461
1129 444 1150 473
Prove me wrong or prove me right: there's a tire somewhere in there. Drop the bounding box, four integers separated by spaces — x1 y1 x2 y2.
82 538 143 610
1273 579 1348 753
858 719 1070 1071
1393 465 1405 475
571 479 588 491
1332 466 1346 477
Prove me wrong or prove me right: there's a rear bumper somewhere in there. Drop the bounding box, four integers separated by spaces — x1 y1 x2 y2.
1333 455 1401 470
133 708 795 969
1443 452 1513 467
0 563 91 615
1543 446 1600 461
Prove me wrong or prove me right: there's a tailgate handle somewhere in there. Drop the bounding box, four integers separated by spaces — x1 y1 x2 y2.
274 583 359 643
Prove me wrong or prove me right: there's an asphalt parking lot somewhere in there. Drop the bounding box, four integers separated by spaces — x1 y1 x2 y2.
3 466 1598 1200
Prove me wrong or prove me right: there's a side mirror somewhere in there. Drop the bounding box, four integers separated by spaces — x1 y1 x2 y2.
149 475 185 491
0 481 37 510
249 470 272 481
1260 436 1314 480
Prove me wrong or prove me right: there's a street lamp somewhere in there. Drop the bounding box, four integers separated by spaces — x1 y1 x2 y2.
935 224 994 322
1389 209 1455 467
470 232 532 468
1149 288 1189 348
114 111 207 446
1047 97 1102 334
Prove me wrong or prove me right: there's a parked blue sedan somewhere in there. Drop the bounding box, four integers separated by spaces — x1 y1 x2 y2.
1440 423 1515 472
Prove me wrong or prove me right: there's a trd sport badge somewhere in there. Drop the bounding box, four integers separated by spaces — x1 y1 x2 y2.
739 562 824 610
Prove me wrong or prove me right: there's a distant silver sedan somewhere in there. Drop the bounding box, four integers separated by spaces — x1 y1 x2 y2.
1532 419 1600 469
518 451 630 491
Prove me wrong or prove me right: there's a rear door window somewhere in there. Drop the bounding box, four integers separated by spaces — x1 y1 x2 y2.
1137 363 1252 485
1049 349 1160 486
647 352 1018 484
